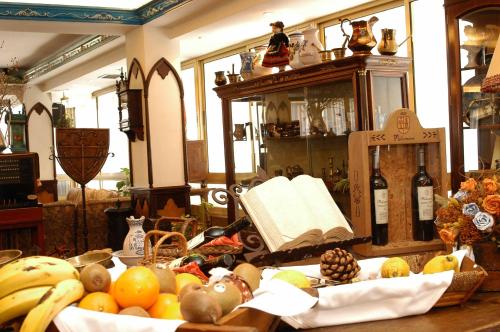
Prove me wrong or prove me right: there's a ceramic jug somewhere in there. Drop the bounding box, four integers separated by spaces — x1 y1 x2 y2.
340 16 379 54
240 51 256 80
252 46 273 77
123 216 149 256
288 32 304 69
214 71 227 86
299 27 323 66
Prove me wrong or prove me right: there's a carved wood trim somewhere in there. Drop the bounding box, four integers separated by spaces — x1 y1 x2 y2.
26 102 56 180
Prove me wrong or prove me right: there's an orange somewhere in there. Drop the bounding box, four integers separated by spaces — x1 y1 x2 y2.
148 293 178 318
175 273 202 294
114 266 160 309
78 292 119 314
107 281 115 298
158 302 183 320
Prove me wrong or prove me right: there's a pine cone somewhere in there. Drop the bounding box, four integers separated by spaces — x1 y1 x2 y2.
320 248 360 283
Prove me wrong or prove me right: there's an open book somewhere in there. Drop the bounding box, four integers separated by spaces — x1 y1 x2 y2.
240 175 354 252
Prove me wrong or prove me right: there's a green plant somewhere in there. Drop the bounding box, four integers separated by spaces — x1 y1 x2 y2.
116 167 131 196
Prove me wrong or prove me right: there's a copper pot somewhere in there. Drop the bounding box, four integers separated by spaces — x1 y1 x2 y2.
340 16 379 55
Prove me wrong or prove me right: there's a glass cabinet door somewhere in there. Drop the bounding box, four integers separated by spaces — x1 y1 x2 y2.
230 80 356 216
370 74 407 130
459 7 499 172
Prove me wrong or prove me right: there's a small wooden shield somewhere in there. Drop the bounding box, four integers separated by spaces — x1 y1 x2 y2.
56 128 109 185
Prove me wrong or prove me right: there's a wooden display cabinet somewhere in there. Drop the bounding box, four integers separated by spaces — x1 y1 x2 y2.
445 0 500 191
214 55 411 222
349 109 447 257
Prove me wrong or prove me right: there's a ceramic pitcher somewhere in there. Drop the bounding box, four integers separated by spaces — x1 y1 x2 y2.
288 32 304 69
240 51 256 80
340 16 379 54
299 27 323 66
123 216 149 256
252 46 273 77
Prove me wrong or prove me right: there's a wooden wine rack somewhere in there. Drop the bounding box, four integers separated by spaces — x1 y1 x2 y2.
348 109 447 257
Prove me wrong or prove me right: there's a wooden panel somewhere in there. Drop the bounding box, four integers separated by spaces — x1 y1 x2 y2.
186 140 208 182
349 109 447 256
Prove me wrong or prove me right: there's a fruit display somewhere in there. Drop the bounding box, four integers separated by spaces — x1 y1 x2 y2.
320 248 361 283
0 256 84 331
381 257 411 278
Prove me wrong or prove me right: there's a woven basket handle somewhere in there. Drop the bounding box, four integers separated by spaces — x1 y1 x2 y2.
143 230 169 262
152 231 188 265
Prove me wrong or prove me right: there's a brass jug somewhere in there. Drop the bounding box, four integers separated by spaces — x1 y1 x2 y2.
378 29 411 56
340 16 379 54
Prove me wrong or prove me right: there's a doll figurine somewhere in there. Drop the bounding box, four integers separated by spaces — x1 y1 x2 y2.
262 21 289 72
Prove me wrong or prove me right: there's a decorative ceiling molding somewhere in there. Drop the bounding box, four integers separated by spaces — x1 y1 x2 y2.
24 35 119 81
0 0 187 25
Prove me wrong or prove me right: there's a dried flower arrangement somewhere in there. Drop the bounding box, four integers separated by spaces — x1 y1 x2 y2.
435 176 500 248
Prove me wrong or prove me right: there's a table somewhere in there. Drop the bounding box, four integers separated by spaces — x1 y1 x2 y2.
295 292 500 332
0 206 44 254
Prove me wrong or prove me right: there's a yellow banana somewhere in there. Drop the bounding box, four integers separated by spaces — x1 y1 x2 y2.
20 279 84 332
0 256 79 299
0 286 52 325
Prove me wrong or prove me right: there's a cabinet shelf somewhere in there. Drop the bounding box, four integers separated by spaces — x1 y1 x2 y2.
263 134 350 142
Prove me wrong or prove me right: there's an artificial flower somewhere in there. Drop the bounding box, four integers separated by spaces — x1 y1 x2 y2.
462 203 480 217
453 190 468 201
438 228 457 244
472 212 495 233
482 194 500 216
460 178 477 192
483 178 498 194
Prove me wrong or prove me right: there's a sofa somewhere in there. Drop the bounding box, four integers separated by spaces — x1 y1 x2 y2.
42 188 130 255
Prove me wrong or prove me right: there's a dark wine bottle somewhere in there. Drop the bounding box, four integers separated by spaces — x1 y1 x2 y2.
412 145 435 241
187 217 250 250
169 254 236 274
370 147 388 245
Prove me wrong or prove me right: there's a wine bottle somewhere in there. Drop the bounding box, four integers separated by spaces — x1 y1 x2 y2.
412 145 435 241
187 217 250 250
370 147 388 245
169 254 236 274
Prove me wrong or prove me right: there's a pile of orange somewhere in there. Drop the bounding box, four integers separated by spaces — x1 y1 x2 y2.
78 266 204 320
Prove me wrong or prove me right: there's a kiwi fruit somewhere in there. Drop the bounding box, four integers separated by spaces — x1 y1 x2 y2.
80 264 111 293
233 263 261 291
119 306 150 318
180 290 222 323
206 281 242 315
178 282 205 302
148 264 176 294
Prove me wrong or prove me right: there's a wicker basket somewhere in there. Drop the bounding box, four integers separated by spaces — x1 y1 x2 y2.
190 244 243 256
139 230 187 267
403 253 487 308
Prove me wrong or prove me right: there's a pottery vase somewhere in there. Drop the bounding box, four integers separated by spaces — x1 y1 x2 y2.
299 27 323 66
123 216 149 256
252 46 273 77
288 32 304 69
240 51 256 80
214 71 227 86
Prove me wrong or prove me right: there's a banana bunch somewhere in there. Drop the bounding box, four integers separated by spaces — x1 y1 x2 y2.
0 256 84 330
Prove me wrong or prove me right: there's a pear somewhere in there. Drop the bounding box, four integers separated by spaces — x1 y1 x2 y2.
206 281 242 315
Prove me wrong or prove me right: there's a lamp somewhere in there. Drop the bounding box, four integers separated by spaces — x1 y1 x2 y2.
481 36 500 93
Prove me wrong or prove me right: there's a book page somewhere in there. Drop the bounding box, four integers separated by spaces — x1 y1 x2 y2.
240 176 321 252
291 175 353 237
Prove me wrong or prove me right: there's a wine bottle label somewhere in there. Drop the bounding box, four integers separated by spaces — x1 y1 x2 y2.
187 232 205 250
168 257 184 269
417 186 434 220
374 189 388 225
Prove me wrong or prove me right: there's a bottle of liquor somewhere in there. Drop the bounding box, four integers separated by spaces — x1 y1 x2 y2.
370 147 388 245
412 145 434 241
187 217 250 250
169 254 236 274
